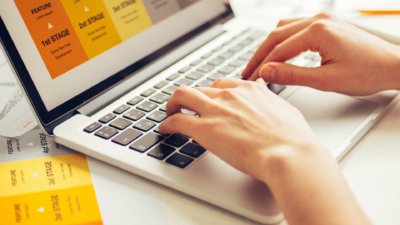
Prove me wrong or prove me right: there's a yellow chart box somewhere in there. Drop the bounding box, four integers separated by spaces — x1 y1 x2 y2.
0 154 92 198
102 0 153 41
60 0 122 59
0 185 102 225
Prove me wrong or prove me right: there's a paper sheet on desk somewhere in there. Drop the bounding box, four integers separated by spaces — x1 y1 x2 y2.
0 128 168 225
335 0 400 11
0 61 38 139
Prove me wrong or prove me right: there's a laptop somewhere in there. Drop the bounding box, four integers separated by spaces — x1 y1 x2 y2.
0 1 398 224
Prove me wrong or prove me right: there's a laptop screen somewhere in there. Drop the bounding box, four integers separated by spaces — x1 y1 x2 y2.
0 0 228 124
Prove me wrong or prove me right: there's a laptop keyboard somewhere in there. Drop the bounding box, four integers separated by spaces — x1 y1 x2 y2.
82 28 321 170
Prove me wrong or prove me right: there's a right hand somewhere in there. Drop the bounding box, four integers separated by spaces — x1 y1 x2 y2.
242 13 400 96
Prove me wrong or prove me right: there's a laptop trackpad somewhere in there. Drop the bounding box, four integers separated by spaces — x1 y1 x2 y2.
286 87 378 151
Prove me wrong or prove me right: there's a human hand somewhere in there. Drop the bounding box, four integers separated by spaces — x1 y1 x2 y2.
158 78 324 183
243 13 400 96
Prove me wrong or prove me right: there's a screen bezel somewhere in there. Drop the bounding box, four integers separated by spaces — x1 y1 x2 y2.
0 4 233 128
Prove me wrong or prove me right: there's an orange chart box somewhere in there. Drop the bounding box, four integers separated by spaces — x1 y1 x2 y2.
60 0 122 59
15 0 89 79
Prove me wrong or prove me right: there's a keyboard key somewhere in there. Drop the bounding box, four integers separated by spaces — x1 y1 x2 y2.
239 53 253 61
137 101 158 112
113 105 130 114
218 51 234 59
141 88 156 97
147 111 167 123
180 143 206 158
127 96 143 106
154 80 168 89
304 61 316 68
229 59 246 67
123 109 145 121
110 118 132 130
165 134 189 147
248 46 258 54
153 126 169 135
212 46 223 52
312 55 322 61
304 53 315 60
207 72 225 81
99 113 116 124
181 109 196 116
95 126 119 139
208 58 224 66
186 71 204 80
241 27 252 34
195 79 213 87
222 39 233 45
150 93 169 104
190 59 202 66
153 126 160 134
247 31 266 41
174 78 193 86
218 66 236 74
159 104 167 112
197 65 214 73
178 66 191 73
147 144 175 160
238 39 253 46
84 122 102 133
162 85 178 95
133 119 157 131
232 33 243 39
201 52 213 59
130 132 165 152
112 128 142 146
228 45 244 53
166 73 180 81
166 153 194 168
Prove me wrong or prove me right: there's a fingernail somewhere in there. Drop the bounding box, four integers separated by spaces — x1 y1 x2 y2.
260 65 276 81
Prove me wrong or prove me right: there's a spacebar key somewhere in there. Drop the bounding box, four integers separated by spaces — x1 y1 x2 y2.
130 133 164 152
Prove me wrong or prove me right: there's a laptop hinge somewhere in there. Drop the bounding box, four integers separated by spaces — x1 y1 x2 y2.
77 24 225 117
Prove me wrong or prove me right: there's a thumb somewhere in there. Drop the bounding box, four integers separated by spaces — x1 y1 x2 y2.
259 63 330 88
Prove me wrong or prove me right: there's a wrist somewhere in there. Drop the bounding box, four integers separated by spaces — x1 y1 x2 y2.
259 142 332 188
384 44 400 91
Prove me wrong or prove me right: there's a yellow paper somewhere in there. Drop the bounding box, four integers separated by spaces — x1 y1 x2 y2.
0 154 102 225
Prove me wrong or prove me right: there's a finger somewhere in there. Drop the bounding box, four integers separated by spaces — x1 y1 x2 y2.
242 18 313 79
259 62 337 90
277 18 305 27
209 77 245 89
195 87 221 99
247 27 320 81
242 13 333 80
159 113 202 137
166 85 212 117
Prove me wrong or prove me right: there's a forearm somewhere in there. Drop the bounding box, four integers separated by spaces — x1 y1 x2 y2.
380 44 400 91
262 144 371 225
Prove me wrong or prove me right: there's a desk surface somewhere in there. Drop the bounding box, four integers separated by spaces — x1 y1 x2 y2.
154 95 400 225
